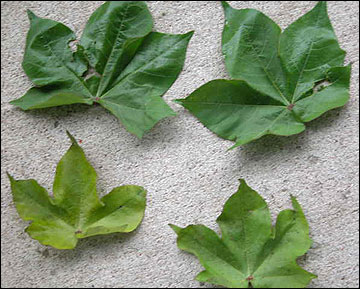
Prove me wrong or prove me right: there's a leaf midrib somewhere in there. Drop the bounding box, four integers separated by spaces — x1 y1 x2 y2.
20 183 74 231
247 40 290 106
83 195 136 230
188 231 247 284
226 21 290 106
96 3 131 97
212 212 300 285
100 98 165 113
181 101 286 108
101 34 189 99
289 6 322 103
45 41 93 99
249 216 299 280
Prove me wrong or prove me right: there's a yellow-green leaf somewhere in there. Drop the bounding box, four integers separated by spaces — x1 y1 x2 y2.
8 132 146 249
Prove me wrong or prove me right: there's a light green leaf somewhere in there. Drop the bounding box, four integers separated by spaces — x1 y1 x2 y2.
11 2 193 138
7 132 146 249
170 179 316 288
178 2 350 148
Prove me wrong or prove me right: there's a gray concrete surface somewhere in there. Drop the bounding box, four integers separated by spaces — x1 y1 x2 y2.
1 1 359 288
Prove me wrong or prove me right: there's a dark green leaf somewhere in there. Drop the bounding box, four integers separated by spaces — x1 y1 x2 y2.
178 2 350 148
98 31 193 138
170 179 316 288
7 132 146 249
176 79 305 149
11 2 193 138
80 1 153 96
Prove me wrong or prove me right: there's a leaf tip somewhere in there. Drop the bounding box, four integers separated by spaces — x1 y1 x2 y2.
228 140 243 150
6 172 15 182
9 98 23 108
312 1 328 15
238 178 247 186
169 224 182 235
290 194 299 205
221 1 231 10
26 9 38 21
290 195 306 216
227 144 237 151
310 273 318 280
185 30 195 39
316 1 327 9
66 130 78 145
173 99 185 105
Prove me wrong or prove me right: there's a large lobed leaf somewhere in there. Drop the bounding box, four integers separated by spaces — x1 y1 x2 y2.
7 132 147 249
170 179 316 288
11 1 193 138
177 2 350 148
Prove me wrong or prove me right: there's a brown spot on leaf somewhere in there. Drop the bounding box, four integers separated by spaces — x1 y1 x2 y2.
246 276 254 281
287 103 295 110
75 230 82 234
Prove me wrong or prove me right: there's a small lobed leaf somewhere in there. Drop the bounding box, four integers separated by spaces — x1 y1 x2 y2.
177 1 351 148
11 1 193 139
8 132 147 249
170 179 316 288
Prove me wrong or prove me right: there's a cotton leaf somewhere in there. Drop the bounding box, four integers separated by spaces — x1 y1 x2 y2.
170 179 316 288
11 1 193 138
177 2 350 148
7 132 146 249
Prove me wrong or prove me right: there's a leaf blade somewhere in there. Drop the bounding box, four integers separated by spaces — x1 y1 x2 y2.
279 1 346 102
251 197 316 288
177 79 305 148
80 1 153 96
99 95 176 139
82 185 146 237
99 31 193 138
10 86 93 110
293 65 351 122
217 179 272 276
171 180 316 288
7 174 77 249
109 31 194 94
52 132 101 230
181 1 350 147
21 10 91 96
8 132 147 249
171 224 248 288
222 2 289 104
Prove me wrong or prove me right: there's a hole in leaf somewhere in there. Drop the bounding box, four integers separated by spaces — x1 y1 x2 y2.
68 39 79 53
313 79 331 93
83 67 101 81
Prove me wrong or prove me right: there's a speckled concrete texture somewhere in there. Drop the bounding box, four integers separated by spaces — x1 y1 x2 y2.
1 1 359 288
